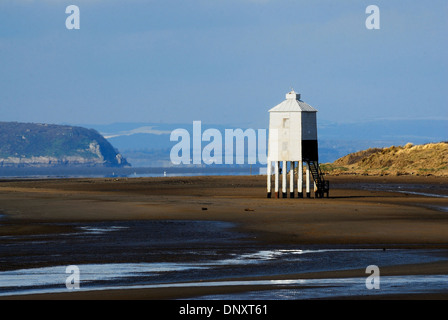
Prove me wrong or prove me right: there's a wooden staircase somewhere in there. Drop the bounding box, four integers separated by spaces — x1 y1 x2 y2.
307 160 330 198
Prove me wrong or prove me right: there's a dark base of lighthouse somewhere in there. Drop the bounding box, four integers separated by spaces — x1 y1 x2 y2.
267 192 271 198
298 192 303 198
302 140 319 162
290 192 294 198
306 192 311 198
282 192 287 198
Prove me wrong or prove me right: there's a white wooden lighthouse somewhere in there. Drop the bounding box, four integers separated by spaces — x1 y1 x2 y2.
266 90 329 199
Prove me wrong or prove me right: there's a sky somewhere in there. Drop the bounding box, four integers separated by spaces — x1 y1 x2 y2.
1 0 447 128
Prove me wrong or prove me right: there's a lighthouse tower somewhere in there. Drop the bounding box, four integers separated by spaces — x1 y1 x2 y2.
266 90 329 198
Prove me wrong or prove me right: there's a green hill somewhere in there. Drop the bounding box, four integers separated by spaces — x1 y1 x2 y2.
0 122 130 167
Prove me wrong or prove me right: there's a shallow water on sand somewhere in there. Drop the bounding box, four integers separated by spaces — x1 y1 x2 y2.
2 266 448 299
333 181 448 212
335 181 448 197
1 219 447 298
192 275 448 300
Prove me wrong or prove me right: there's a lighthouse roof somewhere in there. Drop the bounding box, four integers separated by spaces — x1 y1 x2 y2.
268 90 317 112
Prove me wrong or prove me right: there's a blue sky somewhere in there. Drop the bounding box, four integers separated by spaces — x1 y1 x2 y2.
1 0 447 128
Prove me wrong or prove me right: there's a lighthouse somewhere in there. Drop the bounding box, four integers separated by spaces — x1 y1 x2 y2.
266 90 329 199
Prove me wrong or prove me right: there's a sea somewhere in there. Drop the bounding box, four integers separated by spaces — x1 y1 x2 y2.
0 166 258 180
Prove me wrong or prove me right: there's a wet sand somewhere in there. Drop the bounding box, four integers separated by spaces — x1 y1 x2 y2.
0 174 447 299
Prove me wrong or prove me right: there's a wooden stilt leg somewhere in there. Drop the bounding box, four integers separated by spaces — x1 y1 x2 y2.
306 163 311 198
274 161 279 198
289 161 295 198
266 160 271 198
282 161 287 198
298 160 303 198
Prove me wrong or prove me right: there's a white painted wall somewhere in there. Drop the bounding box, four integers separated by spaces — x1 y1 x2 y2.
268 111 302 161
268 110 318 161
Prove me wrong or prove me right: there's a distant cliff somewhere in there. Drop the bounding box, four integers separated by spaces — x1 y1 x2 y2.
322 142 448 176
0 122 130 167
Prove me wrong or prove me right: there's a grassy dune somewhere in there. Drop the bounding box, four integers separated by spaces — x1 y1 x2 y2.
322 142 448 176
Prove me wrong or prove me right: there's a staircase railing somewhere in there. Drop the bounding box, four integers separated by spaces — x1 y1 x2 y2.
307 161 330 198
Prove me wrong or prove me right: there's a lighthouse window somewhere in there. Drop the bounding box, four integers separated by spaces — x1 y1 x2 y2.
282 118 290 128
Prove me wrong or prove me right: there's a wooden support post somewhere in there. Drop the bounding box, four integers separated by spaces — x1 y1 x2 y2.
306 163 311 198
282 161 287 198
266 160 271 198
274 161 279 198
298 160 303 198
289 161 295 198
